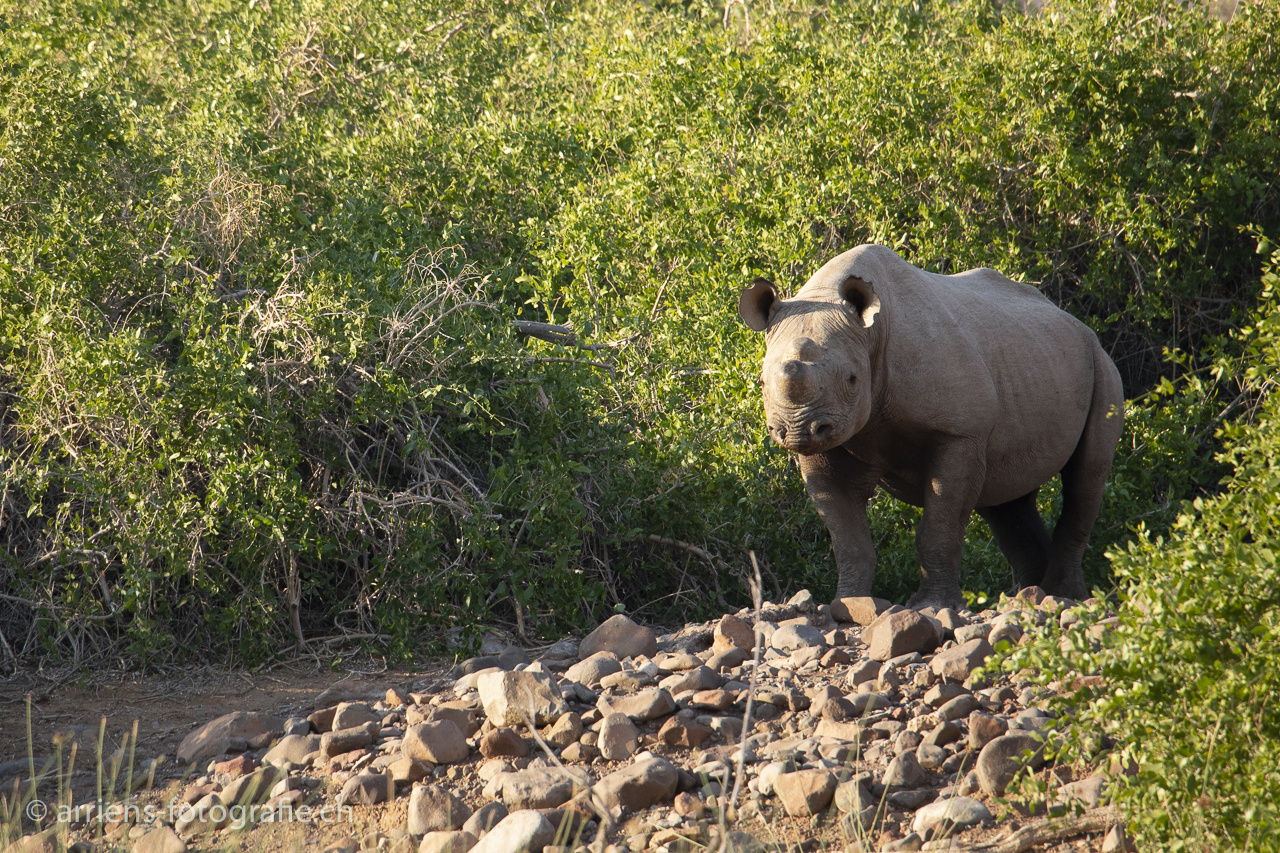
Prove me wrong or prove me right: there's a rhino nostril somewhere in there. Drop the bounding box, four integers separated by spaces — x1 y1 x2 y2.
774 425 787 442
813 421 834 441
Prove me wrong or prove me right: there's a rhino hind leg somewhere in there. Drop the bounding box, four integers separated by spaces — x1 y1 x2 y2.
1040 346 1125 601
977 490 1051 590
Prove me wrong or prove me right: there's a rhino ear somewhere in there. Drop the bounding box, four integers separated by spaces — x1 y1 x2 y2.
739 278 778 332
840 275 881 327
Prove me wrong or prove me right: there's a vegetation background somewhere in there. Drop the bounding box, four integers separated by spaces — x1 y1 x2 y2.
2 0 1279 842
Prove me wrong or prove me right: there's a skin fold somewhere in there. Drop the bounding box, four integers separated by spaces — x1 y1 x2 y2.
739 245 1124 610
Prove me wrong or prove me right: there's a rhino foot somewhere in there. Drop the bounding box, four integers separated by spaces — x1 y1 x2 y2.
906 589 965 612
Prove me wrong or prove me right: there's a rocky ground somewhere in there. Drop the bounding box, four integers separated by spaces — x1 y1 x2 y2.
1 588 1134 853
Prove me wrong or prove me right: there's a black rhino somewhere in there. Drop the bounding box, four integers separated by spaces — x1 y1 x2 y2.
739 244 1124 609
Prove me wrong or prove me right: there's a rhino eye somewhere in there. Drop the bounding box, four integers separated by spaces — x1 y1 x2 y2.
848 374 857 385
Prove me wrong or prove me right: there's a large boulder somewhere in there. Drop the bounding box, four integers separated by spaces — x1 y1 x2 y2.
477 670 569 728
177 711 282 765
578 614 657 660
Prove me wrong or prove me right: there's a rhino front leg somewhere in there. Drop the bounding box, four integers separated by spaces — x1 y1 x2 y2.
799 449 880 598
907 439 985 611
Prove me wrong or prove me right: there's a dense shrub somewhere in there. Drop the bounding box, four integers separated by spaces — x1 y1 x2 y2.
0 0 1277 665
1010 247 1280 850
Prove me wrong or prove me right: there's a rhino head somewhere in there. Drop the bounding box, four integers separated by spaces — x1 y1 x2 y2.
738 274 881 455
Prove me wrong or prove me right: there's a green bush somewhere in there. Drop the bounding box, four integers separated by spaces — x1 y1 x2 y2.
1 0 1277 665
1010 248 1280 849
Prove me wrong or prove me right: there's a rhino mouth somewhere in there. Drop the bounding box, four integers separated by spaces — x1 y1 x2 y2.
768 417 845 455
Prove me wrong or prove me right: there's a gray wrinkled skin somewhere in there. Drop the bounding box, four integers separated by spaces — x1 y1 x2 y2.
739 245 1124 610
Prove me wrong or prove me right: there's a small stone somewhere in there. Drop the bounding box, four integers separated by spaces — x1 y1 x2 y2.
133 826 187 853
865 611 939 661
467 811 555 853
687 689 735 711
462 802 508 838
976 732 1046 796
882 752 926 788
563 653 623 688
429 704 483 737
599 712 641 761
487 767 587 810
923 721 964 748
712 614 756 653
597 687 676 723
916 743 947 770
479 728 531 759
830 596 890 626
263 734 321 766
1102 822 1137 853
579 614 658 660
338 773 393 807
408 785 472 834
848 658 880 687
756 760 796 796
657 711 713 749
658 665 722 694
542 712 584 748
968 712 1009 752
930 638 995 683
911 796 992 835
773 769 836 817
1057 774 1107 809
595 756 680 811
477 671 569 728
222 765 285 805
404 720 470 765
706 647 750 672
388 756 433 784
560 742 597 763
416 831 477 853
937 694 983 722
333 702 380 731
321 724 377 759
770 624 826 652
673 791 703 817
834 779 876 814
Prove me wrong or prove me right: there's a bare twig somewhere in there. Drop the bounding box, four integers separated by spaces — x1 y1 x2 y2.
944 807 1120 852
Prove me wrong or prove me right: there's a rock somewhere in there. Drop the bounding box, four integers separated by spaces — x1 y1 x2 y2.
930 638 995 682
976 732 1047 796
968 712 1009 752
595 755 680 811
263 733 321 766
559 742 597 763
177 711 282 765
889 788 937 811
563 653 622 687
756 760 796 796
712 615 755 653
599 712 640 761
222 765 286 805
916 743 947 771
321 724 377 759
937 694 982 722
429 705 483 737
911 796 992 835
417 831 477 853
687 689 735 711
542 712 584 749
1102 822 1137 853
332 702 380 731
706 647 750 672
404 720 470 765
338 773 393 807
865 611 939 661
834 778 876 814
882 752 926 788
477 671 569 728
848 658 880 687
657 711 714 749
479 728 531 759
388 756 433 784
133 826 187 853
463 802 509 838
923 683 970 708
467 811 555 853
830 596 890 626
672 791 704 817
1057 774 1107 809
658 665 722 694
596 687 676 723
488 767 587 810
408 785 472 834
773 769 836 817
922 721 964 748
579 614 657 660
770 624 826 652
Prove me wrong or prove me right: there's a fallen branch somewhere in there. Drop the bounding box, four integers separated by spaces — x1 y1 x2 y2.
930 807 1119 853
